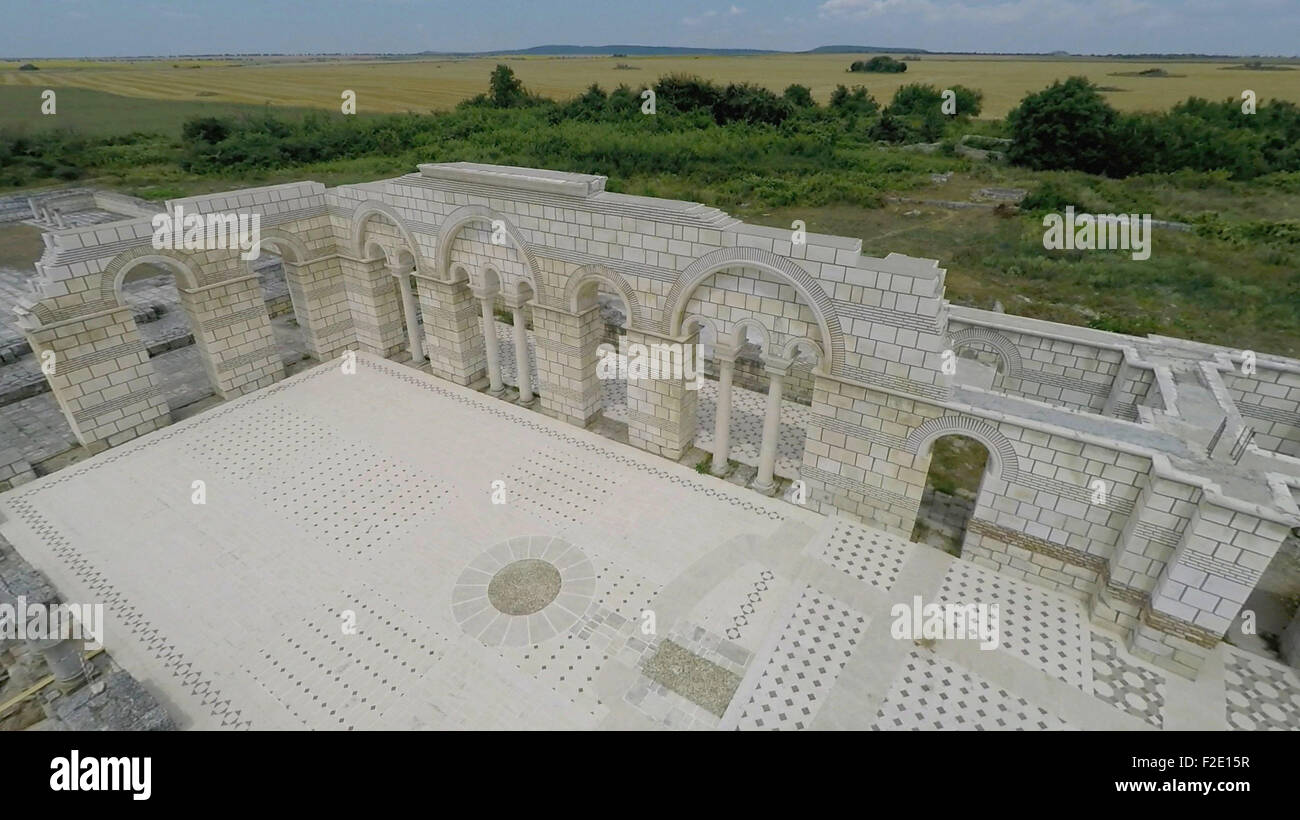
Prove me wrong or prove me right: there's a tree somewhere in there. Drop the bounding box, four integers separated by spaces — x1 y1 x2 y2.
1006 77 1120 175
489 64 526 108
782 84 816 108
850 56 907 73
828 84 878 116
715 83 793 126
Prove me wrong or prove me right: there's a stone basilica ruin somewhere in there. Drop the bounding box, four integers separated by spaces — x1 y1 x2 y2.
2 163 1298 730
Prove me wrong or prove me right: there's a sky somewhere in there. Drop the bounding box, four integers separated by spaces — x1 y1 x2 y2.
1 0 1296 58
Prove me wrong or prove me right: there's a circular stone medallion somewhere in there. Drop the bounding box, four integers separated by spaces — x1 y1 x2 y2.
488 558 562 615
452 536 596 647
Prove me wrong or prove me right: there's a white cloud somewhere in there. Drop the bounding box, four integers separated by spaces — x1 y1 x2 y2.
685 6 746 26
818 0 1149 25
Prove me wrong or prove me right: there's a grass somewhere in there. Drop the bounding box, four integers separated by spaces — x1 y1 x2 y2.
0 86 363 136
5 54 1300 119
743 197 1300 357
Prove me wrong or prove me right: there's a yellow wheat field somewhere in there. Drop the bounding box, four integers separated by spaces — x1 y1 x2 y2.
2 54 1298 118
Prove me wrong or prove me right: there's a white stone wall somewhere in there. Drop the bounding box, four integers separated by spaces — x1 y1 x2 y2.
1224 364 1300 457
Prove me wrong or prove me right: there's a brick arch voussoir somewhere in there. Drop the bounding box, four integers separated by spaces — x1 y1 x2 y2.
905 414 1020 480
949 326 1022 378
665 246 843 372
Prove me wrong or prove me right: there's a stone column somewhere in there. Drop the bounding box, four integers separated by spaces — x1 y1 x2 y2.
390 263 424 362
281 258 353 361
22 306 171 451
624 327 700 460
342 255 406 357
415 275 486 388
475 288 505 396
508 301 534 405
531 302 603 426
178 274 284 399
753 357 792 495
710 345 739 476
1132 497 1294 679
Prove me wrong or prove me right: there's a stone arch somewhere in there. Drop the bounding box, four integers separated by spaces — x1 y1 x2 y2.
350 200 425 265
434 205 540 291
905 414 1019 480
473 266 503 295
100 246 204 306
949 326 1022 378
780 336 827 372
252 227 311 264
506 277 536 304
682 313 721 342
728 316 771 355
665 246 844 373
562 264 641 327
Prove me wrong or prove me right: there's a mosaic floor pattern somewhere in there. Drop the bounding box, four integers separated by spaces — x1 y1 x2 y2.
2 352 1298 731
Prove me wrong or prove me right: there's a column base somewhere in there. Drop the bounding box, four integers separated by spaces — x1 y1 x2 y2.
751 478 778 496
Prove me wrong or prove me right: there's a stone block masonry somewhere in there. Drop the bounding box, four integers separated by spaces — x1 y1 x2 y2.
10 164 1300 680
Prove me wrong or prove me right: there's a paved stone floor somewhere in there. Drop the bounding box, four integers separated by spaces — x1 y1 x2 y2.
2 352 1296 730
0 314 309 467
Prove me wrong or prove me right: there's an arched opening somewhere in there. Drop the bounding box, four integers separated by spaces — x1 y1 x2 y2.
582 277 633 436
114 256 220 413
495 280 539 405
1227 525 1300 662
910 434 992 556
675 264 826 493
244 238 312 373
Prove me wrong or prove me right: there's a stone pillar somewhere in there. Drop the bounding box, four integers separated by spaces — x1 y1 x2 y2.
342 255 406 357
390 263 424 362
753 357 791 494
475 288 505 396
508 301 534 405
710 345 739 476
282 258 353 360
178 274 284 399
624 327 700 460
415 275 486 388
23 307 171 450
1131 497 1294 679
532 302 603 426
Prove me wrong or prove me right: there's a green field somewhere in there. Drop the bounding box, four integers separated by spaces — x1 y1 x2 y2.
4 54 1300 119
0 86 353 136
1 58 1296 359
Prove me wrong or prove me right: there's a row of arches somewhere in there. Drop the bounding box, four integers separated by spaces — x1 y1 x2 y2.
351 203 1020 555
33 197 1026 559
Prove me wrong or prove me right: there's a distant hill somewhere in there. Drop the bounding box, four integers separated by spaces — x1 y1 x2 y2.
421 44 781 57
418 44 930 57
803 45 930 54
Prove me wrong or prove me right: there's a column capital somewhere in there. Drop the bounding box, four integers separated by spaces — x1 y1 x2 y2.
762 356 795 377
470 286 498 302
713 343 743 365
